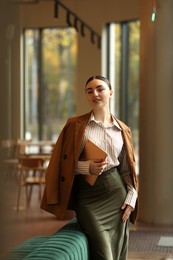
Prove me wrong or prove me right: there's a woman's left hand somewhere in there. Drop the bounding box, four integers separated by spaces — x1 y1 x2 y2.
121 203 133 222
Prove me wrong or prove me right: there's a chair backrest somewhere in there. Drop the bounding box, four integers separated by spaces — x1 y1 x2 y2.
1 140 18 159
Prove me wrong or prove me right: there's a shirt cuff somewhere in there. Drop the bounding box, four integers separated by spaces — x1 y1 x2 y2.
124 186 138 209
76 160 91 175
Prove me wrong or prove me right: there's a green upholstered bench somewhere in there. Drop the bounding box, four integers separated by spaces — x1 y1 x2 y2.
5 218 89 260
5 236 49 260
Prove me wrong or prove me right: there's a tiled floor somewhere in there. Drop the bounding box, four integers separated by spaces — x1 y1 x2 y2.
0 172 173 260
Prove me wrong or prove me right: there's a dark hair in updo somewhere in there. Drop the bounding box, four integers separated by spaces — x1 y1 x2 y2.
85 75 112 90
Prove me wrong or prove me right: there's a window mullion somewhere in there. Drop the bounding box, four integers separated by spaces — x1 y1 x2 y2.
38 29 43 140
120 22 129 124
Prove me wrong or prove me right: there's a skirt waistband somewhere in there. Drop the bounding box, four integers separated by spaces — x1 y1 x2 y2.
102 166 118 175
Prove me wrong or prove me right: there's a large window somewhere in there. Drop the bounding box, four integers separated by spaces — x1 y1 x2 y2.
23 28 77 141
103 20 140 173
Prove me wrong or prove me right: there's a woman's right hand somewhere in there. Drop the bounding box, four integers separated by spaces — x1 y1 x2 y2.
89 160 108 175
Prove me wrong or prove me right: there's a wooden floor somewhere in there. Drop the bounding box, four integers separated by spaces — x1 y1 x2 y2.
0 171 173 260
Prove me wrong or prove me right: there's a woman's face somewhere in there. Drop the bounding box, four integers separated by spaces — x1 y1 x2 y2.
85 79 113 110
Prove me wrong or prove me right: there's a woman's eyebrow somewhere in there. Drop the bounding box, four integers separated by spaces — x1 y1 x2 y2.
86 85 104 91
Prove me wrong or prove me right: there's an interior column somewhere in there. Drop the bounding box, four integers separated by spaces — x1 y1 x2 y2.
139 0 173 225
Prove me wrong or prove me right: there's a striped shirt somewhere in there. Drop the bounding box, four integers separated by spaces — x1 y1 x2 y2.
76 112 137 209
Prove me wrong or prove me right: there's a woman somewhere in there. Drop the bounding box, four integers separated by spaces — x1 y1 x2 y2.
41 75 138 260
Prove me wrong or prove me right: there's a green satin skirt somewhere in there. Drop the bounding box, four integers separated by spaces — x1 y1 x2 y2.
75 167 129 260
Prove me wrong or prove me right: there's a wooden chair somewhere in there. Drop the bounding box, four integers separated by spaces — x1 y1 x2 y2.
1 139 30 182
1 140 19 181
16 156 47 211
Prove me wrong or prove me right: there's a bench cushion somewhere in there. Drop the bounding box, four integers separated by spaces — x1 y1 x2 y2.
25 220 89 259
5 218 89 260
6 236 49 260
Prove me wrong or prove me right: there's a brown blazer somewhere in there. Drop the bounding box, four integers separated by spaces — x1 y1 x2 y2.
40 112 138 224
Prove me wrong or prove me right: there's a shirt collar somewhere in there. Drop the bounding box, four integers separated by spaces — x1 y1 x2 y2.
88 112 122 130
